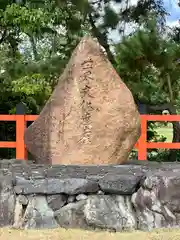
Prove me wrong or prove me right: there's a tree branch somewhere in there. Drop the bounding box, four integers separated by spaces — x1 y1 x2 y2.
148 103 176 114
88 13 116 65
0 29 7 45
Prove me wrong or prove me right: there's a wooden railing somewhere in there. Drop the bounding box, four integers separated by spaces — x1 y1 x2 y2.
0 114 37 159
0 114 179 161
135 115 180 160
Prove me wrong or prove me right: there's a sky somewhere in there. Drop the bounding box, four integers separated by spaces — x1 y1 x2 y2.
164 0 180 27
129 0 180 26
109 0 180 43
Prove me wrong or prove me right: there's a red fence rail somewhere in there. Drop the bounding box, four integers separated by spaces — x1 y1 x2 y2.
0 114 179 161
0 115 37 159
135 115 180 160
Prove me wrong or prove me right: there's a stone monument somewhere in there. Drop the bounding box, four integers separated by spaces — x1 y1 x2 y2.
24 36 141 165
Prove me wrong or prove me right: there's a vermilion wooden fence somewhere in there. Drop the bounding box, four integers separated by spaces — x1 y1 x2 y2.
0 114 37 160
0 114 179 161
135 115 180 160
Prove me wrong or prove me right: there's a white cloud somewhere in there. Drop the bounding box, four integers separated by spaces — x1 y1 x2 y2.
109 0 180 43
129 0 138 5
108 0 139 43
167 20 179 28
109 22 138 43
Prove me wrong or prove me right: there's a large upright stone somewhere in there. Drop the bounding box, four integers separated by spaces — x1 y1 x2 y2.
24 36 140 165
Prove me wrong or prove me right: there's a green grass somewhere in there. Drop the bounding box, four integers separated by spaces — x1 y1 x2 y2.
1 228 180 240
156 127 173 142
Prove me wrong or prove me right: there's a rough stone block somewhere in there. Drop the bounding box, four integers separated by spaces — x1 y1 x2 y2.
14 177 99 195
22 196 58 229
24 36 140 165
54 200 88 229
47 194 67 211
84 195 137 231
132 171 180 230
0 170 15 227
98 174 142 195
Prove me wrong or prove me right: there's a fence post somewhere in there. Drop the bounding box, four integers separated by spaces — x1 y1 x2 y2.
137 116 147 160
15 102 27 160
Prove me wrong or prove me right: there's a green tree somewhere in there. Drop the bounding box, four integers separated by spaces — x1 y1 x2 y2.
0 0 88 158
55 0 167 65
116 17 180 161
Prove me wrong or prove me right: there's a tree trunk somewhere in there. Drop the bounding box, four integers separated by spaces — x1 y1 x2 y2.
29 35 38 61
88 13 116 65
